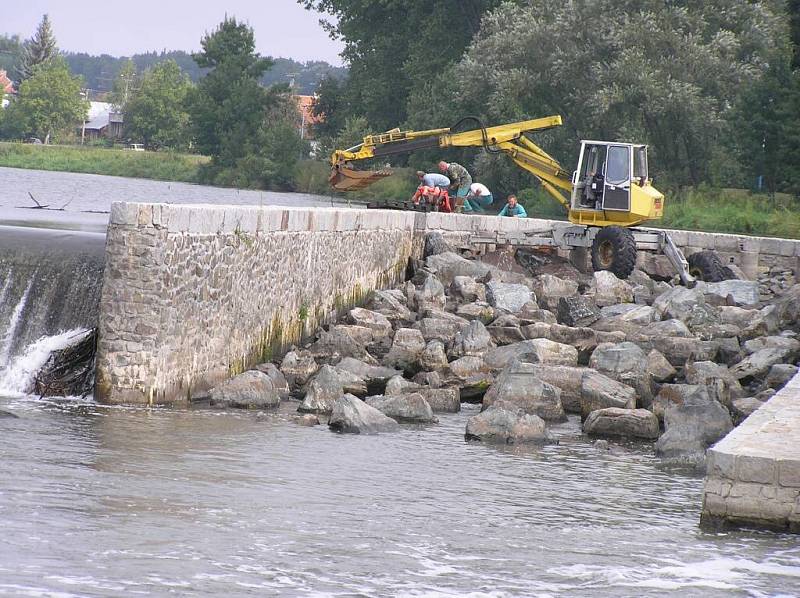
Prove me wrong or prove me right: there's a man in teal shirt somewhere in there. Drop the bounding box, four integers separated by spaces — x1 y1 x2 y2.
498 194 527 217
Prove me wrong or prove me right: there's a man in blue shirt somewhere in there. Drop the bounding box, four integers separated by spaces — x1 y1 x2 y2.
416 171 450 189
498 194 527 218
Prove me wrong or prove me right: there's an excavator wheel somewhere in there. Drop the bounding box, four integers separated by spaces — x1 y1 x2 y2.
591 226 637 279
687 250 727 282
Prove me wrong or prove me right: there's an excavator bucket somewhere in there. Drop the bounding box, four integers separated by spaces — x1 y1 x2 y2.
329 166 393 191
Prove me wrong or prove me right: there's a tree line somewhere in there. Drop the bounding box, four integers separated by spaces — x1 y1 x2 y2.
304 0 800 198
0 15 313 189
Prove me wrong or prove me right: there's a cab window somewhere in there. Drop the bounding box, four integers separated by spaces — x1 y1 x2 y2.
606 146 630 185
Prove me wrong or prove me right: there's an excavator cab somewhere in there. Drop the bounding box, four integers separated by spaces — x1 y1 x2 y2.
570 141 660 224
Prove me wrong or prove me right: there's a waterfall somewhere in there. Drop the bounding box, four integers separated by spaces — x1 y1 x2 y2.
0 278 34 369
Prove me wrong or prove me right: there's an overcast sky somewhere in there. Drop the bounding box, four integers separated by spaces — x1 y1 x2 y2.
2 0 344 65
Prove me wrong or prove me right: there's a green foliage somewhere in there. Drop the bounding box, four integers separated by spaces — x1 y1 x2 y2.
107 59 139 111
0 35 22 76
2 58 87 143
0 142 207 181
18 14 58 82
123 60 193 150
299 0 503 131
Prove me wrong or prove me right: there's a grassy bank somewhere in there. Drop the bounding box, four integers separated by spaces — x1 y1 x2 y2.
0 142 207 182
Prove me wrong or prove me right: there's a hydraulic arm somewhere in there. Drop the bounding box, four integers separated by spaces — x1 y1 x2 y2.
330 115 573 208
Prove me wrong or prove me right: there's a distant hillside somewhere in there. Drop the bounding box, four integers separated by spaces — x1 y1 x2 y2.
63 50 347 95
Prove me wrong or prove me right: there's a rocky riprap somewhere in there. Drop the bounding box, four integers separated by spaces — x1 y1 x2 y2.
209 235 800 460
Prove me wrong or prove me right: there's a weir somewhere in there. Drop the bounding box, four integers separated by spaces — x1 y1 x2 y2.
0 226 105 391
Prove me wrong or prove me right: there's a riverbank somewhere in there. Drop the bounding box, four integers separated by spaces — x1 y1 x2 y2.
2 143 797 238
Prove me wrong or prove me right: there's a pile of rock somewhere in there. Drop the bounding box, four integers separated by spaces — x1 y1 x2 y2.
208 237 800 461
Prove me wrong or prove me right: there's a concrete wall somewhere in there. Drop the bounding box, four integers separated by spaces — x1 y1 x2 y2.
96 203 417 404
701 371 800 532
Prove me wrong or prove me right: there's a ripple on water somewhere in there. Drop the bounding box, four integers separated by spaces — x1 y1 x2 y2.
0 395 798 597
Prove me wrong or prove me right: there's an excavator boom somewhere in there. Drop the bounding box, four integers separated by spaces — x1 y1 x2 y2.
329 116 573 208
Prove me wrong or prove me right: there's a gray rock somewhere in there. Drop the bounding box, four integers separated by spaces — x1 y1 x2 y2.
309 327 373 363
331 324 375 346
366 393 438 423
416 387 461 413
450 320 493 358
424 231 454 257
599 304 656 325
653 286 707 322
730 347 796 381
384 374 424 396
652 384 710 422
579 371 637 419
589 342 647 376
447 356 488 378
731 397 765 424
583 408 660 439
255 362 290 399
328 394 400 434
640 319 693 338
488 325 526 345
482 361 566 421
518 305 557 325
465 402 557 445
416 275 446 309
455 301 496 323
413 318 462 344
294 414 320 427
383 328 426 373
483 339 578 370
330 366 368 397
420 339 449 371
646 349 677 382
557 295 600 327
280 349 319 390
210 370 281 409
298 365 345 414
521 322 552 341
684 361 743 407
548 324 598 353
654 426 707 464
519 364 592 413
650 336 708 367
420 307 470 327
426 252 491 286
763 363 798 391
366 289 413 322
588 271 634 307
450 276 486 303
485 281 535 313
348 308 393 339
531 274 578 311
704 280 760 307
335 357 400 392
662 391 733 446
742 335 800 356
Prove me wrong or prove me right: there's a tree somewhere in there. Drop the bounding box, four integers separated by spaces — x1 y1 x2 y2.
108 59 140 111
0 34 23 76
433 0 786 187
123 60 193 149
3 57 87 143
18 14 58 82
299 0 504 131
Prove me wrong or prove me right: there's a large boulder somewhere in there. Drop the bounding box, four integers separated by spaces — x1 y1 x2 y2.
416 275 447 310
731 396 766 424
335 357 400 394
384 374 424 396
652 384 711 422
548 324 598 354
589 341 651 404
762 363 799 391
298 365 344 414
588 271 634 307
657 391 733 455
347 308 393 339
742 335 800 356
729 346 796 381
450 320 493 359
426 252 491 286
531 274 578 311
599 304 657 326
703 280 760 307
366 393 438 423
485 281 536 313
483 339 578 370
646 349 677 383
416 387 461 412
583 408 660 439
482 361 566 421
383 328 426 373
465 402 557 445
280 349 319 391
329 394 400 434
210 370 281 409
650 336 710 367
309 326 373 363
652 286 706 322
579 370 637 419
254 362 290 399
684 360 743 407
557 296 600 327
413 318 462 344
456 301 496 323
450 276 486 303
366 289 413 322
521 364 591 413
420 340 449 371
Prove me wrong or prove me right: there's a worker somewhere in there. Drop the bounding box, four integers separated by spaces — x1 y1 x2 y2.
412 171 452 211
438 161 473 213
416 170 450 190
498 194 527 218
465 182 494 212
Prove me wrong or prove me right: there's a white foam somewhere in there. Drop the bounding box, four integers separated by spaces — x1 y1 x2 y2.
0 277 33 368
0 328 91 396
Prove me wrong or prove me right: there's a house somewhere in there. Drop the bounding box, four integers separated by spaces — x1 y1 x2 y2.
293 95 322 140
0 70 12 95
80 101 124 141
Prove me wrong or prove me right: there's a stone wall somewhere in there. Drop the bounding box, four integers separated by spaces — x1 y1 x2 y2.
96 203 416 404
701 370 800 532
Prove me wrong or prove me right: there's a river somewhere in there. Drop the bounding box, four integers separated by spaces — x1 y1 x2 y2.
0 168 799 597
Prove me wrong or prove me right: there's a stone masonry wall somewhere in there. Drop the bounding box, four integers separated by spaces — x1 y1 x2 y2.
96 203 416 404
701 370 800 532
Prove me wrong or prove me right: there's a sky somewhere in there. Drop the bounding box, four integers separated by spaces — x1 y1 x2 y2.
2 0 345 65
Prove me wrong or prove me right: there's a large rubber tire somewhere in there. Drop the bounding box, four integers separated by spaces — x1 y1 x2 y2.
687 250 727 282
591 226 637 279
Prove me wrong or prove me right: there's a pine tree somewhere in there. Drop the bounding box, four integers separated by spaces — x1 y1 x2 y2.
18 14 58 82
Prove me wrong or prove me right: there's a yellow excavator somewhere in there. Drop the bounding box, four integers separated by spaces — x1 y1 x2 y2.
330 115 727 285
